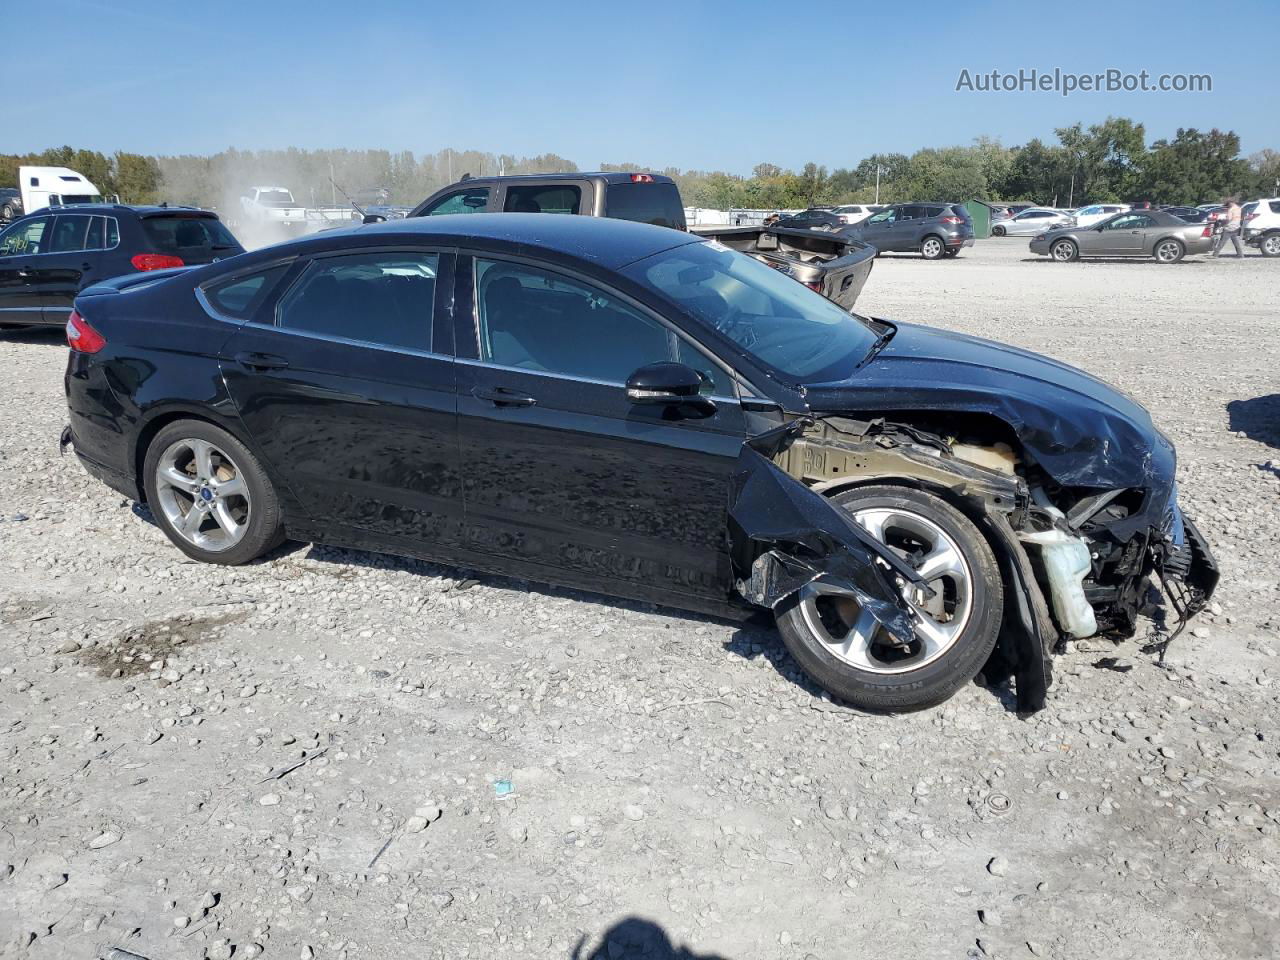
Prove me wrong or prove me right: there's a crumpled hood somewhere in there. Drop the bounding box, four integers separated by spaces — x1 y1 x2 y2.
803 322 1173 490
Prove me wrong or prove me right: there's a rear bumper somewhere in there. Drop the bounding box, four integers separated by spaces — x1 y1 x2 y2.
949 236 975 248
70 441 137 500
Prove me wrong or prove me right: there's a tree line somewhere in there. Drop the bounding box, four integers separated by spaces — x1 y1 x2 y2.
3 117 1276 213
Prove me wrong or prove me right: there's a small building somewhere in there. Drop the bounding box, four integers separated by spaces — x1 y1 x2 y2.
964 199 999 239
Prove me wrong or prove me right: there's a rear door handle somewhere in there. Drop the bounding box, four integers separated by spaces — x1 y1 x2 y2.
472 385 537 407
234 351 289 371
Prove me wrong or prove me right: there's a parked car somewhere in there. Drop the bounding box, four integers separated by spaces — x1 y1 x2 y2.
830 204 875 226
1 187 22 222
1029 209 1215 263
774 208 845 230
1128 201 1153 210
688 224 876 310
840 203 974 259
0 205 244 328
1163 206 1208 223
60 214 1216 712
407 172 686 230
990 205 1014 222
990 207 1072 236
1070 203 1130 228
1242 198 1280 256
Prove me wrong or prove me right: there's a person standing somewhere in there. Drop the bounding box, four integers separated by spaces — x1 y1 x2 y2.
1212 199 1245 257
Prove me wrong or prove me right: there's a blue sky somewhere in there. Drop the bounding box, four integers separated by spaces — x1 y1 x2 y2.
10 0 1275 172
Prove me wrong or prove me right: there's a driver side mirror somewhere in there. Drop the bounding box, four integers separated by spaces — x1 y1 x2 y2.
625 362 716 417
362 213 387 225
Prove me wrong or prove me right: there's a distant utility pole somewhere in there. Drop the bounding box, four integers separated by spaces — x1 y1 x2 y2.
875 164 886 203
1068 171 1075 209
329 160 336 206
447 148 452 182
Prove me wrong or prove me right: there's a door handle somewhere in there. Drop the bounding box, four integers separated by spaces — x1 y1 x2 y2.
472 385 537 407
81 262 93 270
17 268 32 277
234 351 289 371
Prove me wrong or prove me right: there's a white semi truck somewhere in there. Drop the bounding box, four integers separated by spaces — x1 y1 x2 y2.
13 165 107 215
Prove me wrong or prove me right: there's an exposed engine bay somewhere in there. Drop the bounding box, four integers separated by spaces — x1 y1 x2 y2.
729 414 1219 711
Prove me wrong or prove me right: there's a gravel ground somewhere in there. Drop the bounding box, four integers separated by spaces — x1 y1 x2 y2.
1 239 1278 960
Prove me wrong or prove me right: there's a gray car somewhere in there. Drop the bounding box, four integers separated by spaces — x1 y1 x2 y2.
990 207 1071 236
1028 209 1215 263
840 202 975 259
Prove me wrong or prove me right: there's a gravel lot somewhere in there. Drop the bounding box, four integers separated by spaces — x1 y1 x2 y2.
1 239 1278 960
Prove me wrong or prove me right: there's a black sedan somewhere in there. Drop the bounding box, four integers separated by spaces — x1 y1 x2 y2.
63 215 1217 712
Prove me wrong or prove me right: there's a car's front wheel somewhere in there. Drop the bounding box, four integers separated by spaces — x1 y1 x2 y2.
142 419 284 565
774 485 1003 712
991 224 1007 237
920 235 945 260
1154 238 1184 263
1051 238 1078 262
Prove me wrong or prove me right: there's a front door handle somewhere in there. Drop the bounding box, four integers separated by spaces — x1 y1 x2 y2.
234 351 290 371
472 385 537 407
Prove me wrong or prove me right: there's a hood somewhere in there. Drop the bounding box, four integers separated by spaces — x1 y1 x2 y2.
802 322 1172 490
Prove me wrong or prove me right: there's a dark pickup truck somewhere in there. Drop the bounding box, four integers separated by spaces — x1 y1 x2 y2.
402 172 873 310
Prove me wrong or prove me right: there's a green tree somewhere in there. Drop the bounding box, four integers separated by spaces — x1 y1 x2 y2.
1137 128 1253 204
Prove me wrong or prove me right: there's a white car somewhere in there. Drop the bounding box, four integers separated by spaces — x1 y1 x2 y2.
831 204 875 225
1243 198 1280 257
1071 203 1130 228
990 207 1072 236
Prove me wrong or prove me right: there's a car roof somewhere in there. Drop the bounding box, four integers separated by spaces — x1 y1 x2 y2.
10 203 219 218
267 212 702 269
442 171 675 187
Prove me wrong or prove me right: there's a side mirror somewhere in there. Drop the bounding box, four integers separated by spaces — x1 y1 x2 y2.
362 213 387 225
626 362 702 404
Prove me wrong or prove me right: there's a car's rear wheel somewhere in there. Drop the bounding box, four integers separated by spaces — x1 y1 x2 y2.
142 419 284 565
1154 238 1185 263
1051 239 1078 262
1 204 14 221
1260 234 1280 257
774 485 1003 712
920 235 945 260
943 248 960 258
991 224 1007 237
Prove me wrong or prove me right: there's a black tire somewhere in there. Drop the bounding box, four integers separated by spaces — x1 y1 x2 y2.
991 224 1007 237
142 419 284 565
943 248 960 258
1153 238 1184 264
774 484 1003 712
1 204 13 221
920 235 945 260
1051 238 1078 262
1259 233 1280 258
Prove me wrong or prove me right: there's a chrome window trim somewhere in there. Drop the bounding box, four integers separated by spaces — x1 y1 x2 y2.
195 256 299 325
236 321 451 361
454 355 741 405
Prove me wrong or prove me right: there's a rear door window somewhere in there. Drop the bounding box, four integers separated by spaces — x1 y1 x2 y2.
420 187 489 216
605 182 685 229
277 252 437 351
0 217 49 254
503 184 581 215
1270 201 1280 214
49 215 91 253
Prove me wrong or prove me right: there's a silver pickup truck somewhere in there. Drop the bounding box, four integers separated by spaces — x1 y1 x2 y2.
691 225 876 311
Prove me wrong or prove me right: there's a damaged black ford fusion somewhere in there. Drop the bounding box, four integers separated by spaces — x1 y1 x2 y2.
62 214 1218 713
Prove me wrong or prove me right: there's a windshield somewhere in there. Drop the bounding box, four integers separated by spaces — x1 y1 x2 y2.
623 240 879 383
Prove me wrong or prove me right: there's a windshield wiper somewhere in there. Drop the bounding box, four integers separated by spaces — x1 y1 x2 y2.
859 320 897 367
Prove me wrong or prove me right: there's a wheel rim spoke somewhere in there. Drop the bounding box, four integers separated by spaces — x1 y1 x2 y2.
213 473 246 499
158 466 198 494
155 438 252 552
189 439 215 481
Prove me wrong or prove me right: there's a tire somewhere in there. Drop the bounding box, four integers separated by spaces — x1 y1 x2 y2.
774 484 1003 712
1 204 13 221
1260 234 1280 258
920 235 945 260
991 225 1007 237
943 248 960 258
142 419 284 565
1051 238 1078 262
1153 238 1184 263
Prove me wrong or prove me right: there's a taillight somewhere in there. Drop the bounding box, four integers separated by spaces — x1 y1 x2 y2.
1201 226 1213 237
940 216 963 224
131 253 184 271
629 173 655 183
803 280 823 293
66 310 106 353
1245 212 1259 221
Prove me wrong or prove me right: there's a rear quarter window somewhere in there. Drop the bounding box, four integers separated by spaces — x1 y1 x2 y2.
202 264 291 321
605 182 685 229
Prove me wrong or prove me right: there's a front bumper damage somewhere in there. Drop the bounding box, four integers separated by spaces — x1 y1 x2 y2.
726 414 1219 712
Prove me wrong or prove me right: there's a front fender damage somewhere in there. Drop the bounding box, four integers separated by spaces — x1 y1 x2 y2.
728 416 1057 712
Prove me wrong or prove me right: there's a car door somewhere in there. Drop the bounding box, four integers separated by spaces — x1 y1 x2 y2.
856 206 897 249
217 247 467 555
452 252 749 606
0 216 51 324
33 214 100 320
1096 214 1150 254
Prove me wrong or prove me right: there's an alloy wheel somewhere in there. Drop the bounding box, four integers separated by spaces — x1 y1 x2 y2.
153 438 252 552
1262 236 1280 257
1155 240 1182 263
797 507 973 675
1052 240 1076 261
922 238 943 258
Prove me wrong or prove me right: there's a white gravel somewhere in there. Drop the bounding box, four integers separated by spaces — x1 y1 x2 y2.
1 239 1278 959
